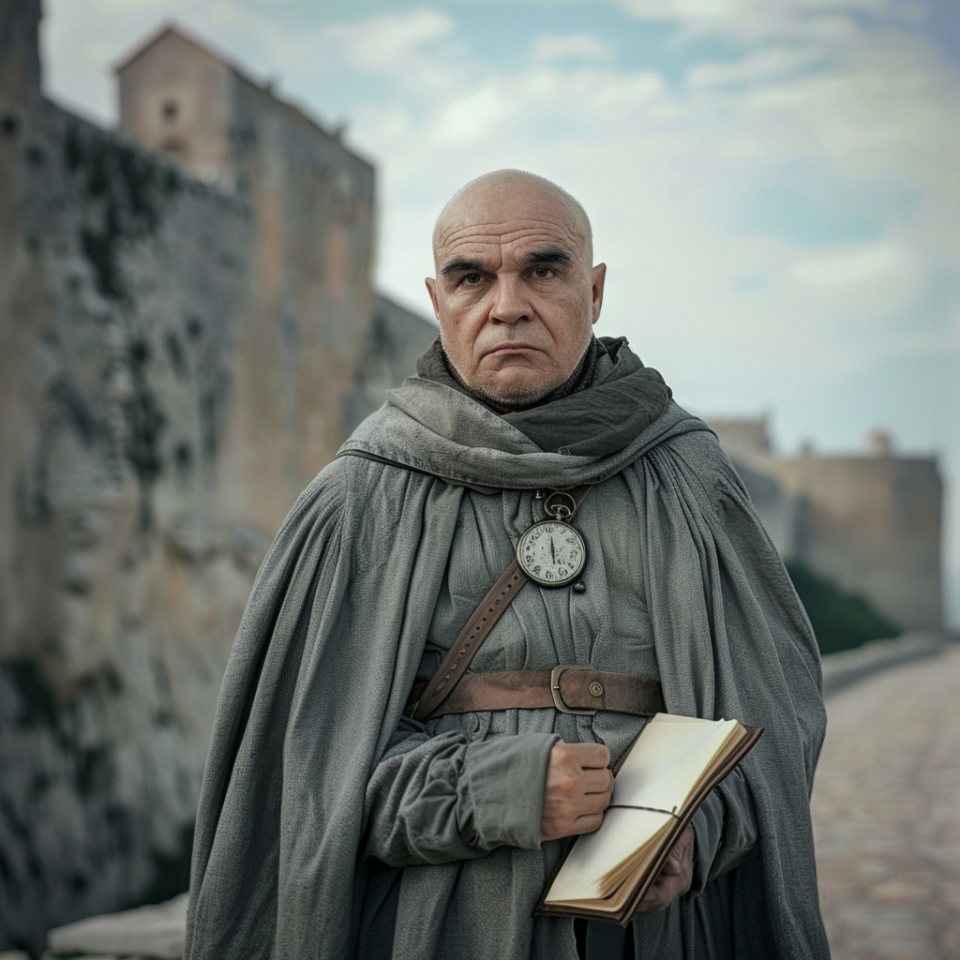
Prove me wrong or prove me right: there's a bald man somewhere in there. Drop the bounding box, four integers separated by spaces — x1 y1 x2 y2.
186 171 830 960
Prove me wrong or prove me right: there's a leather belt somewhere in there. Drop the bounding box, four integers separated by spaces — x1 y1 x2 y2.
417 665 665 721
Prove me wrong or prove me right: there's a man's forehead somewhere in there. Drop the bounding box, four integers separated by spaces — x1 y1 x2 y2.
438 218 580 252
432 170 593 267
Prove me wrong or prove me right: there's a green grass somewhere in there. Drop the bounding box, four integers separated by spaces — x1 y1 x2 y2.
786 560 901 655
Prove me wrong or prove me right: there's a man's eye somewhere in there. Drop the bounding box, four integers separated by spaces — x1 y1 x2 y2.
462 273 483 285
532 266 553 279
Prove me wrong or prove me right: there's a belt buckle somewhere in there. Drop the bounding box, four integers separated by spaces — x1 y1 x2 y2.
550 665 597 716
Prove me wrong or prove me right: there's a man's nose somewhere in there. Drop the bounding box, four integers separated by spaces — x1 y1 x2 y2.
489 275 531 324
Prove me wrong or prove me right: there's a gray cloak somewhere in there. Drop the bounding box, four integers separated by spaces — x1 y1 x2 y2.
185 370 830 959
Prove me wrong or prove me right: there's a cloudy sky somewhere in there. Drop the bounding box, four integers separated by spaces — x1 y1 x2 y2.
42 0 959 622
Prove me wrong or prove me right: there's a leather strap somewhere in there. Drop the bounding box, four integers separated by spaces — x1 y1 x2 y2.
411 562 526 720
424 668 666 719
410 483 594 722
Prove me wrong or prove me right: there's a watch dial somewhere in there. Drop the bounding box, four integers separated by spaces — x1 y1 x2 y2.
518 522 585 585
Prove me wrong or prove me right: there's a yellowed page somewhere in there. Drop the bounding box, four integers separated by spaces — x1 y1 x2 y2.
544 715 741 904
614 715 741 817
544 809 674 903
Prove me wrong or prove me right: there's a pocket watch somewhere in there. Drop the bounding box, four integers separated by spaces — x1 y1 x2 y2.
516 490 587 588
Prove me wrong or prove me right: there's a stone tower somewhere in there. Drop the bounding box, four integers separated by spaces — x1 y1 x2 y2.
115 26 380 524
768 444 943 631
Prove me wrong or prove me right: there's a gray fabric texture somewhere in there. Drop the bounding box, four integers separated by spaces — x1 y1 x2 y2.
414 335 672 457
185 367 829 960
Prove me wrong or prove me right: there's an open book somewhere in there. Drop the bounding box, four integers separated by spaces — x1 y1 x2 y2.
535 713 763 926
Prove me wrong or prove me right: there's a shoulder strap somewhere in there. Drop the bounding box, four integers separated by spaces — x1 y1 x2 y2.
411 483 594 721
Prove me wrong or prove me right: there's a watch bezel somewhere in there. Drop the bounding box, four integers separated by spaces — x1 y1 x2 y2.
516 519 587 588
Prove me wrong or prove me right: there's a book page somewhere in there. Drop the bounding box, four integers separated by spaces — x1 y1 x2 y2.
614 716 741 816
545 808 674 903
544 715 741 904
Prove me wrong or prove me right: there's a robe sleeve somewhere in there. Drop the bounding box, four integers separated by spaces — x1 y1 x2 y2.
689 767 759 896
363 716 559 866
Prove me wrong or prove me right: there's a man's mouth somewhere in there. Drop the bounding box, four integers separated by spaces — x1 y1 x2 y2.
486 342 542 356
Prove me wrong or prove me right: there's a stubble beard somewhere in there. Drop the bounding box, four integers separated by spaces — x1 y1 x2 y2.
441 336 592 409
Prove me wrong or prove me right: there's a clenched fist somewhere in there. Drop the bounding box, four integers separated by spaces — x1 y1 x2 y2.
540 741 614 842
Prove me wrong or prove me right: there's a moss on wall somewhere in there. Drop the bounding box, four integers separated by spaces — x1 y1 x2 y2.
64 125 180 304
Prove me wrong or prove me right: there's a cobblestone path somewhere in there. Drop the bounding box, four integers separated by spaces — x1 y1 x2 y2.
811 644 960 959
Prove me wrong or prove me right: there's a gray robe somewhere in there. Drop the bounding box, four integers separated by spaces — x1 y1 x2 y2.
185 380 830 960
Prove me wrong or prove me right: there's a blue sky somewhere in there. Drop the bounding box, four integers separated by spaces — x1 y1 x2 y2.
43 0 959 623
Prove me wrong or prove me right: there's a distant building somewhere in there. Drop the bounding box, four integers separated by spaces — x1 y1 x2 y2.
0 6 434 952
709 418 943 632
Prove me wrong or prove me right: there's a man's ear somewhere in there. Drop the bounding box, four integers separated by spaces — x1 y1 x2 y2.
591 263 607 324
425 277 441 322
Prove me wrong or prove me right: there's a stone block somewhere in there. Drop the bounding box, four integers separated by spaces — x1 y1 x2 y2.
45 894 187 960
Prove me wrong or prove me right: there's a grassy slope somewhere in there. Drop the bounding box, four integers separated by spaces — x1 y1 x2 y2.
785 560 901 655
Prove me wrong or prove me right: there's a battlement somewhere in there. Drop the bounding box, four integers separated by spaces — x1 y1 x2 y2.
0 0 42 102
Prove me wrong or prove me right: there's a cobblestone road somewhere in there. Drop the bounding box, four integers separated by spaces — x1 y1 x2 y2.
811 644 960 960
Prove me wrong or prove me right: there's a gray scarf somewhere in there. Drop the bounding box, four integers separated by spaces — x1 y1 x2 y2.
415 336 672 458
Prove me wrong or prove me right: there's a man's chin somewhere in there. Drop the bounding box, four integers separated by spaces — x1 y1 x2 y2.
470 373 561 407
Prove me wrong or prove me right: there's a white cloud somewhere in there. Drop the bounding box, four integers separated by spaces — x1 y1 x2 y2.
790 243 910 287
91 0 173 10
326 9 455 70
531 33 613 64
615 0 898 35
590 72 665 113
688 48 822 87
430 81 516 145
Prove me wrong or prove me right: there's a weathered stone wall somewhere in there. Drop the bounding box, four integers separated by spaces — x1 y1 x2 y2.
710 418 944 632
769 453 943 632
0 8 433 954
117 27 380 526
0 0 40 101
0 95 258 957
726 456 803 559
345 294 438 430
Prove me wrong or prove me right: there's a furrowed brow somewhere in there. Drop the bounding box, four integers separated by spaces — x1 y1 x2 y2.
523 246 573 267
440 257 486 277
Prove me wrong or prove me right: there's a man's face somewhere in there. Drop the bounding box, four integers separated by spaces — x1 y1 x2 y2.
425 179 606 406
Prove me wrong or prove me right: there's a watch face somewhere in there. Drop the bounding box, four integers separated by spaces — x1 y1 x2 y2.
516 520 586 587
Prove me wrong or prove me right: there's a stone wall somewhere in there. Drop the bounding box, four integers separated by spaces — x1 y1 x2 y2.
710 418 943 632
344 294 438 430
0 95 253 957
0 6 434 953
117 25 381 525
769 453 943 632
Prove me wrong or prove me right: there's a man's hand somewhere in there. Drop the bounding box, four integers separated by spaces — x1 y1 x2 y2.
633 823 695 914
540 741 613 842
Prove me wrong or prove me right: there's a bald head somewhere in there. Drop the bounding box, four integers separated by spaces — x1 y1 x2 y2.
424 169 606 409
433 170 593 267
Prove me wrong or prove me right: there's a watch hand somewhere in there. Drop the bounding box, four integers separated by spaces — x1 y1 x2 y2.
551 538 556 564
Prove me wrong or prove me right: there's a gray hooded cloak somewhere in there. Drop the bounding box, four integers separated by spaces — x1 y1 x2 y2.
185 347 830 960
